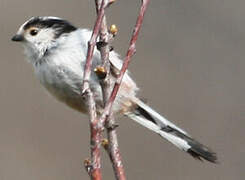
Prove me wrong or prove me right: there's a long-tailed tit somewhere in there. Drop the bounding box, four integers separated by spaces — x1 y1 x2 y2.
12 16 217 163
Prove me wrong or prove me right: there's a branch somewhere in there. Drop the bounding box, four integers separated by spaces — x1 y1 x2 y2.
99 0 151 128
101 1 152 174
81 0 107 179
82 0 107 94
95 0 126 179
82 0 150 179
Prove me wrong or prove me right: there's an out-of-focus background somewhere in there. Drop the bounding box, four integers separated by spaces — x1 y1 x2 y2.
1 0 244 179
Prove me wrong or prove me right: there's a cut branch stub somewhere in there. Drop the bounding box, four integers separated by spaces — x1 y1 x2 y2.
84 158 92 175
96 41 108 51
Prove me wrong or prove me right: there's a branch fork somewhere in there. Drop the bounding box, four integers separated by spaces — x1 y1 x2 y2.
81 0 151 179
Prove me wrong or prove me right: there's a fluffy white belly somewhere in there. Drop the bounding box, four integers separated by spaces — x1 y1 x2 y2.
35 62 90 113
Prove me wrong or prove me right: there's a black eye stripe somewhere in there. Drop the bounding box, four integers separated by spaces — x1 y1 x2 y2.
23 17 77 38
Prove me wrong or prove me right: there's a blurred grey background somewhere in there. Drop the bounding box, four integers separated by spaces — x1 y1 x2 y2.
1 0 244 179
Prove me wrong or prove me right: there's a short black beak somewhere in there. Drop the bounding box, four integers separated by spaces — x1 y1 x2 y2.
11 34 24 42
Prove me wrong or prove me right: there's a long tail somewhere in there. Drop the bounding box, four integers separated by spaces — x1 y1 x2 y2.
125 99 217 163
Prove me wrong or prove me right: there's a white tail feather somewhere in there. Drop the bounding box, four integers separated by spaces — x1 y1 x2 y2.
134 99 188 135
125 110 191 151
125 99 217 163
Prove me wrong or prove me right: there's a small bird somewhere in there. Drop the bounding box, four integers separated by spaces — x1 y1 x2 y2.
12 16 217 163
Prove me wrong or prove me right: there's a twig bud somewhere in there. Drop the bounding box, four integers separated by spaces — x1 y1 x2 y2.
109 24 118 36
109 46 114 51
106 123 119 130
102 138 109 149
84 158 92 174
109 0 116 4
108 0 116 7
94 66 107 79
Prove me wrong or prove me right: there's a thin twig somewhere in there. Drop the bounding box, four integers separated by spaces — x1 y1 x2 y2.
106 122 125 180
97 1 151 178
82 0 150 179
82 0 107 179
95 1 126 179
96 0 151 177
82 0 107 93
99 0 151 128
86 88 102 180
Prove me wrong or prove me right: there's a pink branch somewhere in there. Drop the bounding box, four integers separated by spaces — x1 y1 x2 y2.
106 124 126 180
95 0 126 179
98 0 151 177
82 0 107 93
82 0 107 179
82 0 151 179
99 0 151 127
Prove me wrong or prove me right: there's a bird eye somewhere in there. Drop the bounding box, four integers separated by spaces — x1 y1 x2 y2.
30 29 38 36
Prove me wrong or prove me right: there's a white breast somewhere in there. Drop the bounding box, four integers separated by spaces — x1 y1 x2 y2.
30 29 138 114
32 30 96 112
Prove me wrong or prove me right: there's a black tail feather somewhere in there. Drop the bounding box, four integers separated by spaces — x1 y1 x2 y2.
187 140 218 163
161 125 218 163
131 103 218 163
